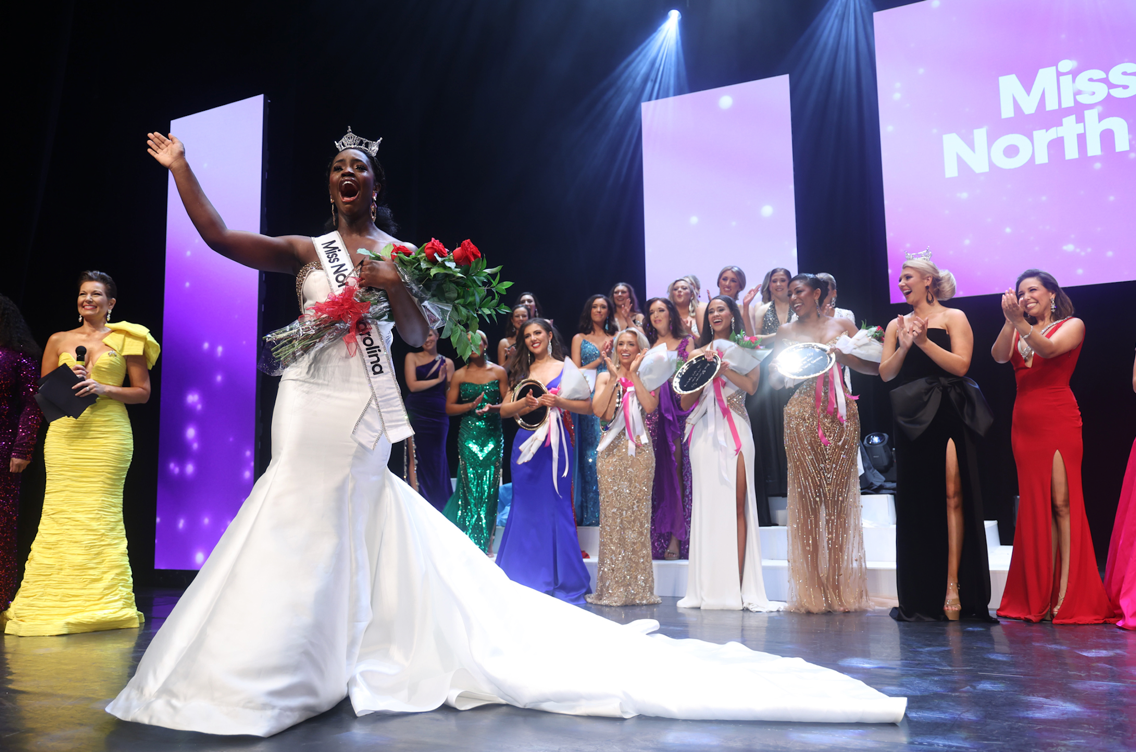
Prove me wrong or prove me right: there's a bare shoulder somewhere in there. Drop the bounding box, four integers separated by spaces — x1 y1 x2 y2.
489 363 508 379
944 307 971 329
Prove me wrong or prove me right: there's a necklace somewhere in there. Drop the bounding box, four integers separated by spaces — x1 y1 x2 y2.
1017 317 1071 362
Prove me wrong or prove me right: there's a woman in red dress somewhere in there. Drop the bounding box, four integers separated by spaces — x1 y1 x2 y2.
1104 352 1136 629
991 269 1117 623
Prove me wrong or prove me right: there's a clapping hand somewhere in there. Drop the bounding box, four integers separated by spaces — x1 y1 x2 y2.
537 392 560 408
895 315 915 350
603 355 618 373
146 132 186 170
468 393 485 414
629 352 645 374
910 315 929 346
1001 289 1025 324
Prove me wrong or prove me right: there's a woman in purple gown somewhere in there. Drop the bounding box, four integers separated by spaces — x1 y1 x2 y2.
0 295 43 609
640 298 695 560
404 329 454 512
497 319 593 604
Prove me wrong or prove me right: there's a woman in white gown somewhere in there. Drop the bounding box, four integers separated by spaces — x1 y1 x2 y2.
106 130 905 737
677 296 778 612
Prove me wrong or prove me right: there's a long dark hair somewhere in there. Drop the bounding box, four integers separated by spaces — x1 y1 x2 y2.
788 273 829 317
324 146 398 236
609 282 642 315
577 295 616 335
504 304 530 338
0 294 41 359
1015 269 1075 325
513 291 544 319
644 297 685 345
698 295 744 347
760 267 793 304
507 318 565 386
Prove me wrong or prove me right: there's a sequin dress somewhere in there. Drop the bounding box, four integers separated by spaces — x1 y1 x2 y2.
782 350 871 613
587 386 660 607
443 380 503 553
0 347 42 609
647 338 694 560
574 338 604 526
3 322 159 636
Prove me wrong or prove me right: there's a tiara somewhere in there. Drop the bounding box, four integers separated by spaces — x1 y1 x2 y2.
334 127 381 157
905 247 932 261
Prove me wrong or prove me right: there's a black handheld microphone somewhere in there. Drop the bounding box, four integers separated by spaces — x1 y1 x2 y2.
75 346 87 365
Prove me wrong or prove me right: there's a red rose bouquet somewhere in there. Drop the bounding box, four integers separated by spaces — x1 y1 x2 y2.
259 238 510 374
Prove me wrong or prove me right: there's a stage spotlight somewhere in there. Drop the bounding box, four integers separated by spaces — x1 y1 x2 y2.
668 9 681 23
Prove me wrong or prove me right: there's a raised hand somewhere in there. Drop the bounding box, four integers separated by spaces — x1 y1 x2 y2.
1001 289 1025 324
629 352 645 374
742 286 760 308
146 132 186 170
896 315 914 351
603 355 618 373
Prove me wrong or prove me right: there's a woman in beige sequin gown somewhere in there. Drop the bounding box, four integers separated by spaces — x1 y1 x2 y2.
588 329 661 606
772 275 878 613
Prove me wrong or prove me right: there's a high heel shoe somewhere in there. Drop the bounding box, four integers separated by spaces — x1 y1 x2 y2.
944 582 961 621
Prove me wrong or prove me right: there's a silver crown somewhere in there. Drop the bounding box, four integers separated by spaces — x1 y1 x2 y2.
334 127 381 157
905 247 932 261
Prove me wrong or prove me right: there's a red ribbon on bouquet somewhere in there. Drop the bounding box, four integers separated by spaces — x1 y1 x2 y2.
309 280 372 356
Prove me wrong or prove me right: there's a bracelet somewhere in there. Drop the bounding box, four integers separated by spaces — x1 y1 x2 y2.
1022 326 1034 340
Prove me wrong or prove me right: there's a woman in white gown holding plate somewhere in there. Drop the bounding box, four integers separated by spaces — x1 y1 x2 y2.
678 296 778 612
106 130 905 737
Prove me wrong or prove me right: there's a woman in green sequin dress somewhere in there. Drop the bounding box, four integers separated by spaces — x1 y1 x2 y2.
444 332 509 552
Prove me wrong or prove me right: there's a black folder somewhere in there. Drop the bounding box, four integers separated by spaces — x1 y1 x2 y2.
35 364 98 422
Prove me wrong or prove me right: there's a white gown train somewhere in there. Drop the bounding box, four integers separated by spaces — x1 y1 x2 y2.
106 272 904 736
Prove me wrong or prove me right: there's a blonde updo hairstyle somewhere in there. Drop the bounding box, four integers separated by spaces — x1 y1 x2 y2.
614 326 650 354
901 258 957 302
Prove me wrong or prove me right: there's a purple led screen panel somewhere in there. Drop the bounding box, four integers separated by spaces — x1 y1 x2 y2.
875 0 1136 303
642 75 797 302
156 95 264 569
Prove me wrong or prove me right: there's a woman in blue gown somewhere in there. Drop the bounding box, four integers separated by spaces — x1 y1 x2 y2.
571 295 615 526
497 319 594 604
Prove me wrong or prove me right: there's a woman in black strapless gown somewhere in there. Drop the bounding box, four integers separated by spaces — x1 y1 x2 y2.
881 257 994 622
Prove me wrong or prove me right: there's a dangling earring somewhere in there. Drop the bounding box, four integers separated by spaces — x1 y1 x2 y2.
926 290 934 305
330 196 337 226
106 309 112 323
371 201 378 223
78 314 83 323
1050 298 1057 312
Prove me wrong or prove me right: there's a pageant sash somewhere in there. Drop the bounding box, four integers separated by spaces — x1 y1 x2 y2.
312 231 414 448
596 378 650 456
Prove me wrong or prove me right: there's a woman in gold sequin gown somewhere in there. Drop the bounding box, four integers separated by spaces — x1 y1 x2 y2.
3 272 159 636
771 275 877 613
587 328 660 607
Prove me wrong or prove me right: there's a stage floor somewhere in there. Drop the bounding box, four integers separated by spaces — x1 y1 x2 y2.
1 588 1133 751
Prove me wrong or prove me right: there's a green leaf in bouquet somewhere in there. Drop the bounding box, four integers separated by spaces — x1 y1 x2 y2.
483 266 501 276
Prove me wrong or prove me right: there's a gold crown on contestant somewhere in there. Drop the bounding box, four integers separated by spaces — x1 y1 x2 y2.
334 127 382 157
905 247 932 262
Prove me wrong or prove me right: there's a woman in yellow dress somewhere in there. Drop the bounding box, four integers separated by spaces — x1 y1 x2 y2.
2 271 159 636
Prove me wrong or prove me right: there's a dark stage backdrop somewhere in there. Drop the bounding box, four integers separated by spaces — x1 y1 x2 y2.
6 0 1134 584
